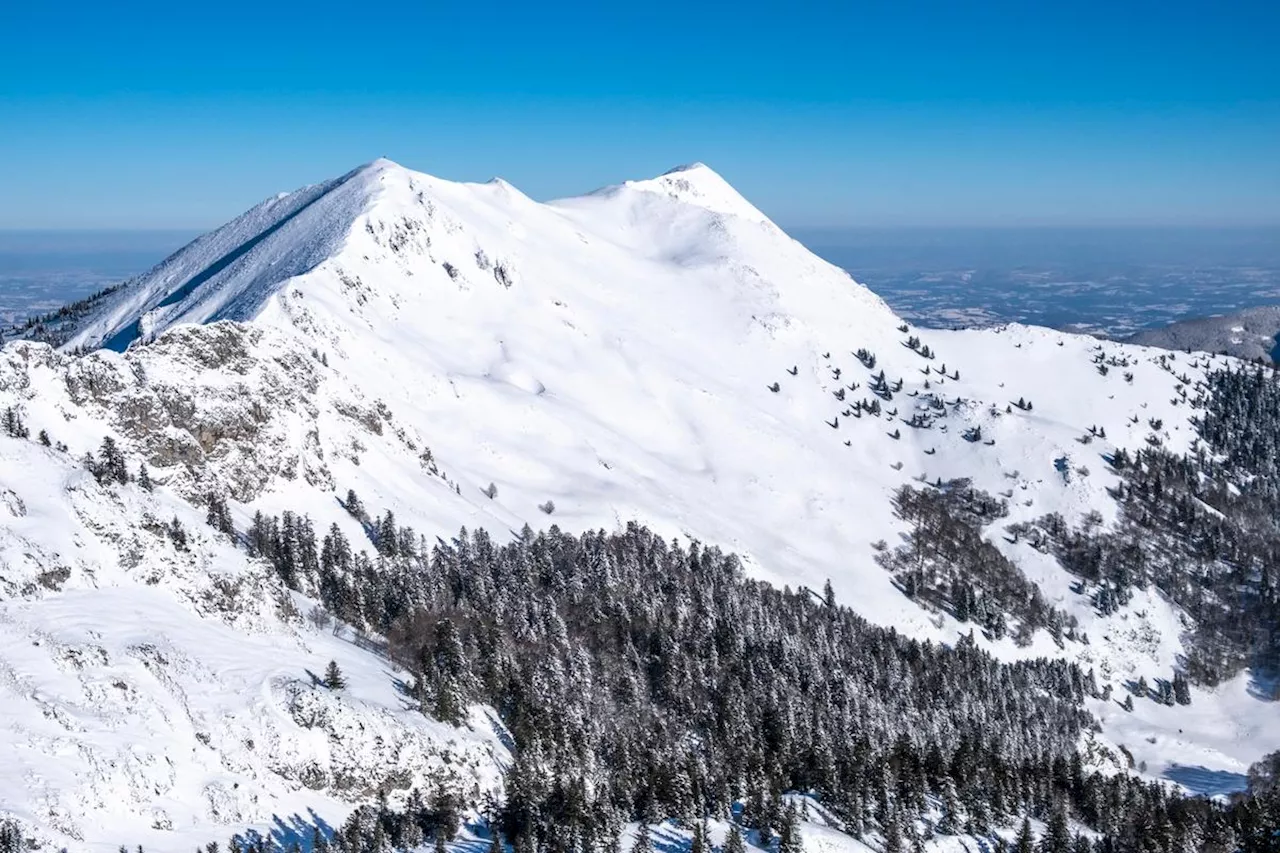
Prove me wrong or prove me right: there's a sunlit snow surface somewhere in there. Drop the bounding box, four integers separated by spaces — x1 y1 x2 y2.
0 160 1274 849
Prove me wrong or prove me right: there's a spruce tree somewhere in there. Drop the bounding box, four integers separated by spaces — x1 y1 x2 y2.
1172 672 1192 705
630 824 652 853
1016 817 1034 853
882 812 903 853
778 802 803 853
325 660 346 690
937 779 962 834
723 826 746 853
1040 804 1071 853
431 618 470 724
98 435 129 484
0 820 23 853
2 407 29 439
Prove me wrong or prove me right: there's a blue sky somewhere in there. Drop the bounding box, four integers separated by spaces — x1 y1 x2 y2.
1 0 1276 229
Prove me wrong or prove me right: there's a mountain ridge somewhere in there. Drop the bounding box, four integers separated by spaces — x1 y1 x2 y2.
60 159 782 353
1126 305 1280 363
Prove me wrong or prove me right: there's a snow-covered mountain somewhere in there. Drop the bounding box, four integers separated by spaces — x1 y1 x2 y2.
0 159 1273 850
1127 305 1280 363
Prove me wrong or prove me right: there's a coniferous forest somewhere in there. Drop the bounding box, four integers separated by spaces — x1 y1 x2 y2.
1015 363 1280 685
233 517 1278 853
227 360 1280 853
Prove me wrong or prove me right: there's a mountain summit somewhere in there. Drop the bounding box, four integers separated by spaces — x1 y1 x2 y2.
592 161 776 225
64 159 784 353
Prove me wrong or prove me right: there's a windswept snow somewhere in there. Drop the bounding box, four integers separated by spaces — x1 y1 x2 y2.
582 161 778 226
0 158 1275 848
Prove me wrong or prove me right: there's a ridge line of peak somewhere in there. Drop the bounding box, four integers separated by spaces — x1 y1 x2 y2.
660 161 713 176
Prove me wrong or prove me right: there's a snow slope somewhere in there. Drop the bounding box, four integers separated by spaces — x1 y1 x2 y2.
1 158 1275 847
0 430 506 852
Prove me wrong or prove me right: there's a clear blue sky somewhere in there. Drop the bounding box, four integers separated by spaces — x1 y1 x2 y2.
1 0 1277 229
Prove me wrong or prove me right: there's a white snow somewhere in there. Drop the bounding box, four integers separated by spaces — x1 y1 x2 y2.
0 434 505 852
0 158 1274 847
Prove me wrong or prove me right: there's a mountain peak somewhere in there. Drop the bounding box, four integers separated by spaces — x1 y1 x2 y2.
628 162 771 225
44 159 790 352
661 161 713 176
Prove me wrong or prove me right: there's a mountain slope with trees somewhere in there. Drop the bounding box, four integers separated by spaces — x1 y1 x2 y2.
0 159 1275 850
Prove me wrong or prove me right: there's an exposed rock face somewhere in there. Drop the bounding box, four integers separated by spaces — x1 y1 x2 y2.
0 322 443 505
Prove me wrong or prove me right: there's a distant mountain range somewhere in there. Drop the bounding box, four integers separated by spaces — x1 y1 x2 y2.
1126 305 1280 363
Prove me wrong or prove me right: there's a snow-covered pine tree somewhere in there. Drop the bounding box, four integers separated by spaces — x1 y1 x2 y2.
324 660 346 690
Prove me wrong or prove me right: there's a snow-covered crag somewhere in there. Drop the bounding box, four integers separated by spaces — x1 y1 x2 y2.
0 159 1272 850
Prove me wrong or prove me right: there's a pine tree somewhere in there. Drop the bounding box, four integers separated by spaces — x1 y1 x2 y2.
913 823 931 853
206 492 234 537
344 488 364 520
137 464 152 491
1016 817 1034 853
321 523 351 573
0 820 23 853
98 435 129 484
325 660 346 690
756 808 774 848
690 822 706 853
882 812 904 853
431 618 470 725
2 407 29 439
630 824 652 853
1040 804 1071 853
778 802 803 853
376 510 398 557
432 780 462 840
1172 671 1192 705
937 779 962 834
723 826 746 853
168 517 188 551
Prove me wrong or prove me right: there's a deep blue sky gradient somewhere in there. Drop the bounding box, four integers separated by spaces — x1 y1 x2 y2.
1 0 1277 228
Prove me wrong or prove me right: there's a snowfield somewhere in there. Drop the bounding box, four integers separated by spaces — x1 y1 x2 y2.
0 158 1274 849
